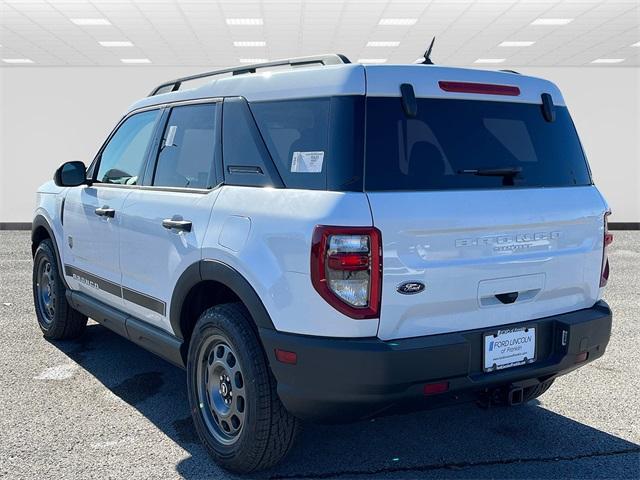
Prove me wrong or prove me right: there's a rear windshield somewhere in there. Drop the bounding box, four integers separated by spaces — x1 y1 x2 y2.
365 97 591 191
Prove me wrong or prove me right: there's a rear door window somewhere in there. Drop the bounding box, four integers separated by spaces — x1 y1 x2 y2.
152 103 218 189
365 97 591 191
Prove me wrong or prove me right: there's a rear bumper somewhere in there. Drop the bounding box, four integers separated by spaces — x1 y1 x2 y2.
260 301 612 422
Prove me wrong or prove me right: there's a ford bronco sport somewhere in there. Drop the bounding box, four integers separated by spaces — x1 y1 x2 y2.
32 54 613 473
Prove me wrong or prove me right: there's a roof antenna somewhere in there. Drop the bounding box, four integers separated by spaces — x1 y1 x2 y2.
420 37 436 65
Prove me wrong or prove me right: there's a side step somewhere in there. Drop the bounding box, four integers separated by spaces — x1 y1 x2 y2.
66 290 185 369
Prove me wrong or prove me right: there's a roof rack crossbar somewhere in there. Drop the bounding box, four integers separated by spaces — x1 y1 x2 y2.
149 54 350 96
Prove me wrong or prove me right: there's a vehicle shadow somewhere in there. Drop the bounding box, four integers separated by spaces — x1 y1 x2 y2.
52 323 639 480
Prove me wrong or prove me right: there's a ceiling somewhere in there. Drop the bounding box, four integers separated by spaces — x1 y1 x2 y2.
1 0 639 67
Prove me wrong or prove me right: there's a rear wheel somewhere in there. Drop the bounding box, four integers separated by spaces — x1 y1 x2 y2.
187 303 299 473
32 239 87 339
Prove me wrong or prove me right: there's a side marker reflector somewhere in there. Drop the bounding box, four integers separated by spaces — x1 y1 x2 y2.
275 349 298 365
423 381 449 395
575 352 589 364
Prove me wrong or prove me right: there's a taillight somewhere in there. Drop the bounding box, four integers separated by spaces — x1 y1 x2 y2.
600 211 613 287
310 226 382 319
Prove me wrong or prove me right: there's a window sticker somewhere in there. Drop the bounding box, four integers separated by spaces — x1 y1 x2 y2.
164 125 178 147
291 151 324 173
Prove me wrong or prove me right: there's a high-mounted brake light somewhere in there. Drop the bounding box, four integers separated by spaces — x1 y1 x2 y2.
439 81 520 96
600 211 613 287
311 226 382 319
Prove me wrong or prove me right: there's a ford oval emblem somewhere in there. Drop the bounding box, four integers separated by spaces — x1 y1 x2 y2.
397 281 426 295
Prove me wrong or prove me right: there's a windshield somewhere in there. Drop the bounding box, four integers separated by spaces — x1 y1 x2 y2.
365 97 591 191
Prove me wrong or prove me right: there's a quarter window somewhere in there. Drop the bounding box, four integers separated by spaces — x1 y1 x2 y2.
251 98 330 190
96 110 160 185
153 103 218 189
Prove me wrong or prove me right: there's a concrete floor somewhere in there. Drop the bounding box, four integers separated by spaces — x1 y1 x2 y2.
0 231 638 479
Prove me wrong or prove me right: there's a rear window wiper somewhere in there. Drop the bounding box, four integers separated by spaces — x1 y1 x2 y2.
458 167 522 177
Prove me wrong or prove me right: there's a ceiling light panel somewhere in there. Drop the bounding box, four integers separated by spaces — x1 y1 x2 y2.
531 18 573 26
70 18 111 26
2 58 34 64
499 41 535 47
234 41 266 47
99 41 133 48
378 18 417 26
474 58 506 64
226 18 264 26
121 58 151 64
591 58 625 64
367 41 400 47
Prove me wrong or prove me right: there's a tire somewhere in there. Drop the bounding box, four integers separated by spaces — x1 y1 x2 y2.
187 303 299 473
522 378 555 403
32 239 87 340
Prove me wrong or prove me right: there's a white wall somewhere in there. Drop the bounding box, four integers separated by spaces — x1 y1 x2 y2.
1 66 639 224
0 66 203 225
521 67 640 224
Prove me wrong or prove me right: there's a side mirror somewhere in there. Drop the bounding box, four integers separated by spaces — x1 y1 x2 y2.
54 161 88 187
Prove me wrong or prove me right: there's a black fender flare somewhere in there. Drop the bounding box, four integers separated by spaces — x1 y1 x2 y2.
32 215 69 289
169 259 276 340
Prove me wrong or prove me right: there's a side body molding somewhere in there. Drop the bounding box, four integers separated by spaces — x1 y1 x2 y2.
170 259 276 340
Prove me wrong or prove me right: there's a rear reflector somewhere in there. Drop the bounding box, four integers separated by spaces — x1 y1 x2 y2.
575 352 589 364
275 349 297 365
600 211 613 287
439 81 520 96
423 381 449 396
604 232 614 247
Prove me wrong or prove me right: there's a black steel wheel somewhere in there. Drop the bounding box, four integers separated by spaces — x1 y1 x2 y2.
32 239 87 339
35 256 56 326
187 303 299 473
196 335 247 445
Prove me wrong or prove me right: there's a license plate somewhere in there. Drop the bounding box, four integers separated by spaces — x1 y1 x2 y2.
484 327 536 372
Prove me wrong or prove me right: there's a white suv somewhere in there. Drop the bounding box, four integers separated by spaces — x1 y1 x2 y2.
32 55 613 473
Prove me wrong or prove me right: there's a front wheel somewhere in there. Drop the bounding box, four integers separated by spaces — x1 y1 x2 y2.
32 239 87 340
187 303 299 473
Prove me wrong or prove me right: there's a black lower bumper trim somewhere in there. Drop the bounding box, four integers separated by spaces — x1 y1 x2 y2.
261 301 612 422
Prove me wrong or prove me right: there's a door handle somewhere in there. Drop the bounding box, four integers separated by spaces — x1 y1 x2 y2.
162 219 192 232
95 206 115 218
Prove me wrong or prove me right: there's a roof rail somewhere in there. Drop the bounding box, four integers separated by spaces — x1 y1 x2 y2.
149 54 351 96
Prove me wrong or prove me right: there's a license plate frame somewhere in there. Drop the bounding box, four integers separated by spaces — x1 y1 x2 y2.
483 326 537 372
